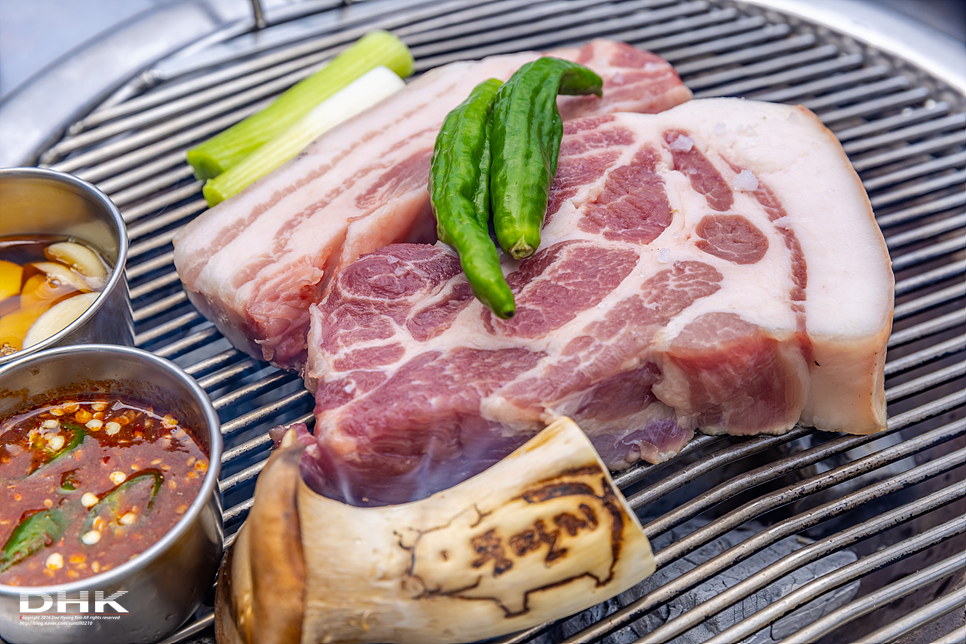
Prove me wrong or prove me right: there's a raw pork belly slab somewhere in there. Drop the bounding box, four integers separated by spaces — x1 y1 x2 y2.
172 40 691 370
305 99 894 504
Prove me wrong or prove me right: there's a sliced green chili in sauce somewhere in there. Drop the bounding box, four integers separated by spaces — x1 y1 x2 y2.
0 397 209 586
0 510 67 573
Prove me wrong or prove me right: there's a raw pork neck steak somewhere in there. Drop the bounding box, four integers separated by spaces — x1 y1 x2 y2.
172 40 691 371
305 99 894 504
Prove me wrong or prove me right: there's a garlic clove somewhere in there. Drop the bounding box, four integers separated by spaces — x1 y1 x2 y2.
45 242 108 290
24 261 92 297
23 292 99 348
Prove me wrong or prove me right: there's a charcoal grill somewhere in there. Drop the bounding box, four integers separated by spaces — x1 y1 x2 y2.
4 1 964 642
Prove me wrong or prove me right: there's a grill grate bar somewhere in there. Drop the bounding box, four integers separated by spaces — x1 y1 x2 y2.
694 53 864 98
135 311 201 346
103 160 195 204
223 434 273 467
652 17 787 61
151 326 221 359
842 113 966 154
182 349 246 379
556 441 966 644
647 415 965 553
814 87 933 126
886 361 966 402
634 469 966 644
877 193 965 229
856 591 966 644
837 103 953 142
223 498 254 524
686 44 840 90
21 2 965 642
891 234 966 273
872 171 966 209
399 0 628 45
54 100 269 179
888 310 966 347
885 336 966 378
893 285 966 321
753 64 889 104
627 428 812 512
195 358 261 390
885 213 966 250
611 434 723 489
701 515 966 644
218 389 311 436
133 292 187 324
894 260 966 297
672 33 816 75
220 460 267 494
864 153 966 192
789 561 966 644
852 131 966 172
53 54 329 156
128 252 176 282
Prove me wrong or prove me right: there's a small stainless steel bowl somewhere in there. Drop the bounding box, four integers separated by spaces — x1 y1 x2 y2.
0 345 224 644
0 167 133 365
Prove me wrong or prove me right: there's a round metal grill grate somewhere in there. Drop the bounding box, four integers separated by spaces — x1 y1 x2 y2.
22 1 966 642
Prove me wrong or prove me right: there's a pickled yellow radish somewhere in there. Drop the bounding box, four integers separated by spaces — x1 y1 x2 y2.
0 260 23 300
23 292 100 348
0 304 46 354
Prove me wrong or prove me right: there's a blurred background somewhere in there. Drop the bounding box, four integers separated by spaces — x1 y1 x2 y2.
1 0 963 101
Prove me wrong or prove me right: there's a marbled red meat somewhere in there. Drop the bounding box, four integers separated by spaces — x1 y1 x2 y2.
304 100 894 504
172 40 691 370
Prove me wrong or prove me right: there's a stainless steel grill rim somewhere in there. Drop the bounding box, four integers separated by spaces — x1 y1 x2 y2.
21 1 966 642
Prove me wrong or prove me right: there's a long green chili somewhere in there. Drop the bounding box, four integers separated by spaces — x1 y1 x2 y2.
82 470 163 533
429 78 516 319
0 509 67 573
489 57 603 259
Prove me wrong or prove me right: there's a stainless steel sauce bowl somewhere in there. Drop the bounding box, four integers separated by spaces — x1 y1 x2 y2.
0 167 133 365
0 345 224 644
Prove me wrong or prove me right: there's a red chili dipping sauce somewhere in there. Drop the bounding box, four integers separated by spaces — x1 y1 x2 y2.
0 396 209 585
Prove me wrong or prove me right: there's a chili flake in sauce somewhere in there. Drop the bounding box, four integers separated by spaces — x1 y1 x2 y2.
0 396 209 585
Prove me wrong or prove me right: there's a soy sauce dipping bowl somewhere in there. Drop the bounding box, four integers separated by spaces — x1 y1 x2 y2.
0 345 224 644
0 167 133 366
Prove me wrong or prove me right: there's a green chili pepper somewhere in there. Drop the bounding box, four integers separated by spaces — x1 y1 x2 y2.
82 470 163 534
28 422 85 475
489 57 603 259
430 78 516 319
0 509 67 573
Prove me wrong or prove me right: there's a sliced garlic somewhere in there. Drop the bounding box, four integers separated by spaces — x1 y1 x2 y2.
22 292 99 348
26 261 91 294
81 530 101 545
109 471 126 485
81 492 99 508
45 242 109 290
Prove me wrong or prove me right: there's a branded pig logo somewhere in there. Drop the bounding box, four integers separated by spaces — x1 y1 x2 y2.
400 465 627 616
